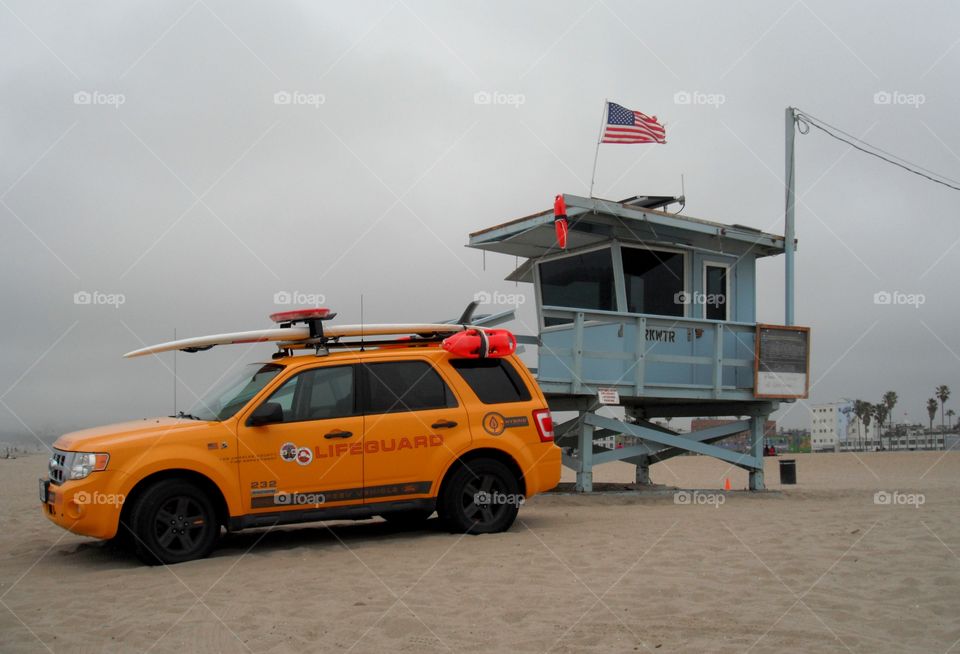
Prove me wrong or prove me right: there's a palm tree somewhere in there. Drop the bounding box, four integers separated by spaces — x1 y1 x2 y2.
883 391 898 437
936 385 950 450
948 409 956 432
862 410 872 450
853 400 870 448
873 403 888 450
927 398 939 450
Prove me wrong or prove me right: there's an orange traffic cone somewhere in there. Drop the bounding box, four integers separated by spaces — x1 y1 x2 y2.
724 478 731 491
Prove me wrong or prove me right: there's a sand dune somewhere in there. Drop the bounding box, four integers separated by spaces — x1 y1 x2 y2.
2 451 958 653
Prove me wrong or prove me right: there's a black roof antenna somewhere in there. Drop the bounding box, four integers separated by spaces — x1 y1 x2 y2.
359 294 365 352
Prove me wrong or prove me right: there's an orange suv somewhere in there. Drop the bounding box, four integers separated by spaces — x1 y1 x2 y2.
40 315 560 565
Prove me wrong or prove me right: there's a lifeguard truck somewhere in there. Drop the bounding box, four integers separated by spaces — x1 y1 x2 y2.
39 309 560 564
468 194 811 491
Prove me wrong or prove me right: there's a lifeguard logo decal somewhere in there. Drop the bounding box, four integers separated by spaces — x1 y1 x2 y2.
279 442 298 462
315 435 443 459
295 447 313 466
481 412 528 435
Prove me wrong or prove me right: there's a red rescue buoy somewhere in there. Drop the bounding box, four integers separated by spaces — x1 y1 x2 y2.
441 329 516 359
553 194 568 249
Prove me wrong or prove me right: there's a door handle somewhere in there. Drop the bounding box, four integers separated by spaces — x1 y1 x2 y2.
431 420 458 429
324 430 353 439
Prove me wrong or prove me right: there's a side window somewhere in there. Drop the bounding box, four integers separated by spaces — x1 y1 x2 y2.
260 365 356 423
704 265 729 320
303 366 356 420
270 376 299 417
539 248 615 326
363 361 457 414
450 359 532 404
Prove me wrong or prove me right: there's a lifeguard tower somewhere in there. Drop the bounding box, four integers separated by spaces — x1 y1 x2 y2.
468 194 810 491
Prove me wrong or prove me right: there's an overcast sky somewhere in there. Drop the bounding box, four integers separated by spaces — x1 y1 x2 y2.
2 0 959 442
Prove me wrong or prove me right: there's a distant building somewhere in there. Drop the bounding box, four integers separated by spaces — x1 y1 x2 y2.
596 433 617 449
596 420 675 450
810 402 855 452
775 427 810 453
842 413 879 450
690 418 776 452
886 427 945 451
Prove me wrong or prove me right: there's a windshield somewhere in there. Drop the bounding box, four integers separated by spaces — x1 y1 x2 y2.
188 363 284 421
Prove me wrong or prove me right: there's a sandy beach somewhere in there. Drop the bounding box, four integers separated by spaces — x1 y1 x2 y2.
2 451 958 653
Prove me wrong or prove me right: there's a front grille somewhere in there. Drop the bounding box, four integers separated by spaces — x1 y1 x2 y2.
48 450 68 485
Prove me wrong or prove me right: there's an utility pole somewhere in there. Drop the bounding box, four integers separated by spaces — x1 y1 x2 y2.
785 107 796 326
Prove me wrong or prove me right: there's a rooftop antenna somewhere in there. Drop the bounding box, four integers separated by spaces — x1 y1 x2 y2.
359 294 365 352
173 327 177 416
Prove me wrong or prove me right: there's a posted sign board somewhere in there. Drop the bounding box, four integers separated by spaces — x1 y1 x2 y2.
753 324 810 399
597 387 620 405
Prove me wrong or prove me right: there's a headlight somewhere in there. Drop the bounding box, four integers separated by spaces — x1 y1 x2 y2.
68 453 110 480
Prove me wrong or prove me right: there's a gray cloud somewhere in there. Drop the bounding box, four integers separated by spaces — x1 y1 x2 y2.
2 0 959 441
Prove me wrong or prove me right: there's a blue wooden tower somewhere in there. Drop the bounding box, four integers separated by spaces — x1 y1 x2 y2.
468 194 810 491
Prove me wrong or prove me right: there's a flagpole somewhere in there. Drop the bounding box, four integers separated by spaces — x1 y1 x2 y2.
589 99 607 198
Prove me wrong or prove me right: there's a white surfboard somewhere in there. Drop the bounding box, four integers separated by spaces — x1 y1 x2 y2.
124 327 311 358
123 323 474 358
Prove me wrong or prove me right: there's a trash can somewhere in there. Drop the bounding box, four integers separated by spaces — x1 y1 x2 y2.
779 459 797 484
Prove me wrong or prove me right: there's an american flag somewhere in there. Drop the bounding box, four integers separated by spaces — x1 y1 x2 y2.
601 102 666 144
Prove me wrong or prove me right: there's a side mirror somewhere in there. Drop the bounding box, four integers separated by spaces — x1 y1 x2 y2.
247 402 284 427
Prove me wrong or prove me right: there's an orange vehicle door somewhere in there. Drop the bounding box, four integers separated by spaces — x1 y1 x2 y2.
236 362 364 513
359 359 470 501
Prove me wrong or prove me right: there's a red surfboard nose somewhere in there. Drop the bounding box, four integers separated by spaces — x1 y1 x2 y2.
269 308 333 323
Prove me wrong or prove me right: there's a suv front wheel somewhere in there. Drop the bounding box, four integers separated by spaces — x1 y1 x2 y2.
440 459 521 534
129 479 220 565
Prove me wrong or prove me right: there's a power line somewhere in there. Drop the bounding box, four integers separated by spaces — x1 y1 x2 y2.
794 109 960 193
797 109 960 183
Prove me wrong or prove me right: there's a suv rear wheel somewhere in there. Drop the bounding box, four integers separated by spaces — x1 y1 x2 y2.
440 459 520 534
130 479 219 565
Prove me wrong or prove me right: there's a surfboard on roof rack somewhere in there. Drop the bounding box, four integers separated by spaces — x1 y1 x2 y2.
122 304 518 359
